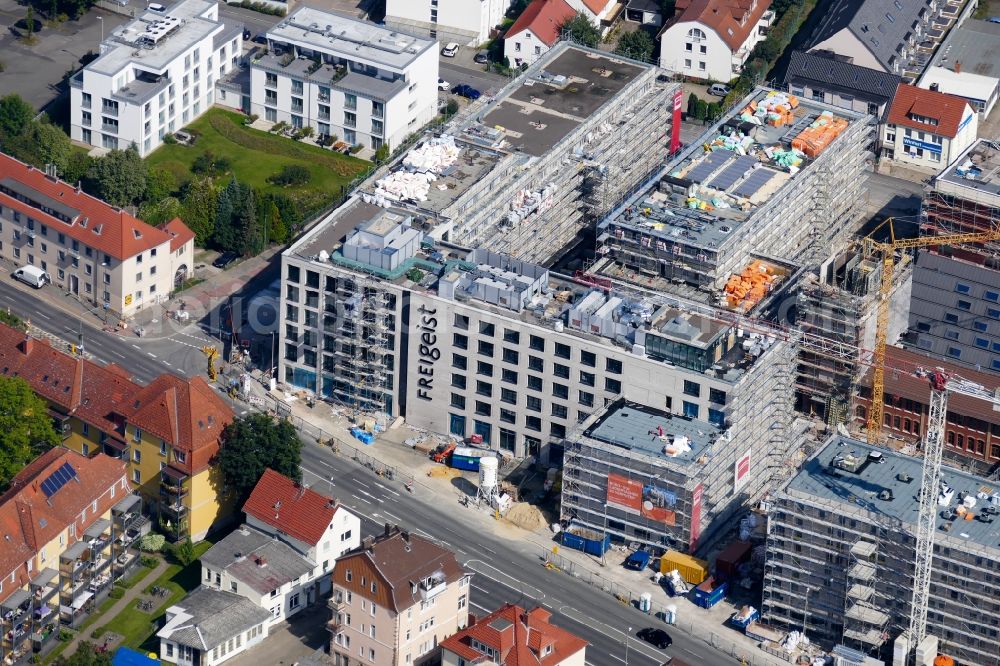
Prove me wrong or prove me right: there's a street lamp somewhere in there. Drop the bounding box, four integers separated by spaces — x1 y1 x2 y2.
625 627 632 665
97 16 103 43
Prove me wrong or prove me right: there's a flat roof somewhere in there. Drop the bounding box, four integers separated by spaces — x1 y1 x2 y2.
927 19 1000 80
90 0 222 76
582 399 722 465
936 139 1000 199
604 87 866 251
478 47 646 157
787 436 1000 553
267 7 434 72
921 67 998 103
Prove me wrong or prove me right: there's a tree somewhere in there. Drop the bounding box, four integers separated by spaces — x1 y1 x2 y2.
87 145 147 207
0 94 35 139
267 164 310 187
614 30 655 62
258 197 286 244
24 7 36 41
171 537 196 565
55 643 113 666
217 413 302 504
234 184 261 256
706 101 722 122
63 150 93 185
212 176 239 251
180 177 217 245
686 92 700 118
373 143 390 163
694 97 709 121
560 13 600 48
137 533 165 552
0 376 59 491
32 120 72 175
145 167 178 202
138 196 183 226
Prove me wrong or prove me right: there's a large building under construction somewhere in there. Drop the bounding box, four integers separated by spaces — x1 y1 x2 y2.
593 88 873 294
359 42 678 266
279 202 798 463
908 139 1000 372
762 435 1000 666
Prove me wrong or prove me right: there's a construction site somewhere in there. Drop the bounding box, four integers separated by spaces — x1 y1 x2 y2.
593 88 874 297
761 434 1000 666
360 42 678 266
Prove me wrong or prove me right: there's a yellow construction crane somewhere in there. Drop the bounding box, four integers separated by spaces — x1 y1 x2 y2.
862 218 1000 444
202 346 219 381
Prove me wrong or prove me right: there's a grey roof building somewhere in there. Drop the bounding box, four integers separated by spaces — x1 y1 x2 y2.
201 526 315 596
784 50 901 117
158 588 272 665
805 0 934 75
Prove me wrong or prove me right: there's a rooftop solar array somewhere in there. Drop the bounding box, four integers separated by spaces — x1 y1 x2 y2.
687 151 731 184
733 168 779 198
40 462 78 499
707 155 758 191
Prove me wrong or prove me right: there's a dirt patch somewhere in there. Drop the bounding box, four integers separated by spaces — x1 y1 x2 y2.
427 466 460 480
504 502 547 532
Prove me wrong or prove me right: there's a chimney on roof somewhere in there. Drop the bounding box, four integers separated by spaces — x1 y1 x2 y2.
954 60 961 73
255 556 267 567
328 498 340 510
296 484 306 500
76 181 82 194
401 529 410 545
384 523 391 537
19 335 33 356
930 82 939 92
362 535 375 550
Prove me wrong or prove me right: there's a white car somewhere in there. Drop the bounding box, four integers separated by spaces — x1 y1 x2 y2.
438 78 450 91
442 42 459 57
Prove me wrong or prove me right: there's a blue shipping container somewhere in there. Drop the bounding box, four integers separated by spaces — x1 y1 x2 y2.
560 525 611 557
624 550 651 570
450 454 481 471
692 578 727 609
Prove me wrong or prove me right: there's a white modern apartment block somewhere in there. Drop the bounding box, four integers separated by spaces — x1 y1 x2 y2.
249 8 439 151
69 0 242 156
385 0 511 46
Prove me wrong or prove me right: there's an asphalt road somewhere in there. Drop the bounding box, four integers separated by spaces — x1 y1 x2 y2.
0 272 211 383
297 444 735 666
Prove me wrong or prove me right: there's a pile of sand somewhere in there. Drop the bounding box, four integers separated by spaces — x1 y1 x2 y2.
427 466 460 480
505 502 547 532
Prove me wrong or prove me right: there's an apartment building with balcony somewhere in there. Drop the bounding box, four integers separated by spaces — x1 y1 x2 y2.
249 8 438 151
385 0 511 46
658 0 774 80
124 373 235 542
0 449 133 665
0 324 234 544
0 153 195 319
69 0 242 156
328 526 471 666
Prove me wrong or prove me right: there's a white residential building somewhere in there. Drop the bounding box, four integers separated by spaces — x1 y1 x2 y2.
880 83 978 174
243 469 361 592
69 0 242 156
658 0 774 80
158 588 271 666
249 8 439 151
503 0 576 68
566 0 621 34
385 0 511 46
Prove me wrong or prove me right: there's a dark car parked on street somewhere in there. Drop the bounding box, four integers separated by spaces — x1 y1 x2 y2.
637 627 672 649
213 252 240 269
452 84 482 100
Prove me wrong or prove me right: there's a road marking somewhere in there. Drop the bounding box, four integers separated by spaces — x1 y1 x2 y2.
680 646 706 659
109 350 126 360
465 559 545 600
471 601 492 613
374 481 400 497
608 654 625 663
35 311 51 320
147 352 157 358
557 605 665 662
382 510 401 522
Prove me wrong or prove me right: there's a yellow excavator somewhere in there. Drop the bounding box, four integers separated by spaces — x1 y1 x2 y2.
202 346 219 381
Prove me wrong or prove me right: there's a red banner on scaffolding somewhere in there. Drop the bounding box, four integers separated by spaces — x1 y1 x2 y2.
669 88 683 155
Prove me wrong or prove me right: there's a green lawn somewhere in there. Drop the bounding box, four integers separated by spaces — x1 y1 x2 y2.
93 541 215 655
146 108 371 212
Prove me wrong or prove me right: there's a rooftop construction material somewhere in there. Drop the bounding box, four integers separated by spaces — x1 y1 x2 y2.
353 42 679 265
762 435 1000 666
594 86 872 297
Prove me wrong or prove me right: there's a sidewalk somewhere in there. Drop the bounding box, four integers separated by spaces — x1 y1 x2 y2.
61 557 169 658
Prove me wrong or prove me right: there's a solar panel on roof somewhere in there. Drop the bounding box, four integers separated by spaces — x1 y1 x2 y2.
733 168 777 199
40 462 78 499
686 151 732 184
707 156 757 191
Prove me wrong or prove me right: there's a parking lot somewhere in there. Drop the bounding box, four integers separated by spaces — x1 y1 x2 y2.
0 0 127 111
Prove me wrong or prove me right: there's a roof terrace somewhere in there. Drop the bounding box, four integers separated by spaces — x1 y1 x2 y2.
936 138 1000 201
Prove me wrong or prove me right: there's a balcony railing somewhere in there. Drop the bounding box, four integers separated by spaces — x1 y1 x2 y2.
318 112 330 121
101 106 118 117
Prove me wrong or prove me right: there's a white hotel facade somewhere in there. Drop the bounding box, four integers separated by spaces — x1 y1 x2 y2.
248 8 439 151
70 0 242 156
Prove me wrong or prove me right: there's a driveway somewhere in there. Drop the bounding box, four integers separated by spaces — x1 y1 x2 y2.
0 2 127 111
227 603 330 666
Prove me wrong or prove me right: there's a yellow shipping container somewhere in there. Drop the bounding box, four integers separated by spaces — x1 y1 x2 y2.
659 550 709 584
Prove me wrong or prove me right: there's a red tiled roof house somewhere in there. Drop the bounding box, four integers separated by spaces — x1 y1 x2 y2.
504 0 577 68
0 152 195 319
440 603 589 665
658 0 775 81
880 83 978 174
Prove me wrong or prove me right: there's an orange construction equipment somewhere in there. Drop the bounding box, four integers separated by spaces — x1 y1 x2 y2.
934 656 955 666
791 112 848 158
430 442 456 463
724 260 779 310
